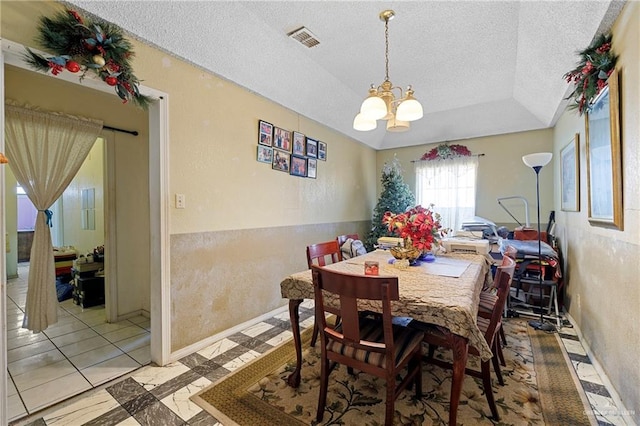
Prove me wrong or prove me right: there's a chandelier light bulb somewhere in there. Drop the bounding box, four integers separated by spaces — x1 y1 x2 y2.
353 113 377 131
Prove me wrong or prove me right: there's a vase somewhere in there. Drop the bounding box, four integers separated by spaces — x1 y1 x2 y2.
390 238 421 262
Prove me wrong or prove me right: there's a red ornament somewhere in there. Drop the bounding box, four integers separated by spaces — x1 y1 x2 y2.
48 62 64 76
65 61 81 73
105 76 118 86
68 10 83 24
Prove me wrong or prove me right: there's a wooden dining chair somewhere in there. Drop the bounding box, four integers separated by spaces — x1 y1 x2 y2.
479 246 518 356
311 265 424 426
307 240 342 266
416 258 516 421
306 241 342 347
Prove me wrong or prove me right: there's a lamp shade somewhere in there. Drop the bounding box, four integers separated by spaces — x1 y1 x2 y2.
396 98 423 122
353 113 377 131
360 95 387 120
386 116 410 132
522 152 552 168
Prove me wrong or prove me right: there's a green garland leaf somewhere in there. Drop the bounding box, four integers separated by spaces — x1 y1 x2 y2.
23 8 150 110
563 33 617 115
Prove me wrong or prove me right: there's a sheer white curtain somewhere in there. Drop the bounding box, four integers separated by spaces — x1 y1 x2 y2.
415 155 479 232
5 102 102 332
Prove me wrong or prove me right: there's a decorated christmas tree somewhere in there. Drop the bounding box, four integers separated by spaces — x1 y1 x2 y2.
364 158 415 250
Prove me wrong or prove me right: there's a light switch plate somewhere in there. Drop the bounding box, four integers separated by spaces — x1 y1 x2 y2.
176 193 185 209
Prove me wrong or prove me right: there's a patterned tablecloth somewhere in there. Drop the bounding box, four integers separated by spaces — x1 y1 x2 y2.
280 249 494 361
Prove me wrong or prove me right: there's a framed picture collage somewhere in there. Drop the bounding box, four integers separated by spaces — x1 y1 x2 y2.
256 119 326 179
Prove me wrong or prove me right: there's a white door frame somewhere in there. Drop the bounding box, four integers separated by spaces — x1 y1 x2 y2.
0 38 171 424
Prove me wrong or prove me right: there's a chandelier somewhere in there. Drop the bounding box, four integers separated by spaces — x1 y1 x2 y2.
353 10 423 132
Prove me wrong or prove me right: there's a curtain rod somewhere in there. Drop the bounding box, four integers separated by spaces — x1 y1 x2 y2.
103 125 139 136
410 153 485 163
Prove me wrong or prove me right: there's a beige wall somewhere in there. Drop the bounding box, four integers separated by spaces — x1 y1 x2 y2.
1 1 376 352
62 138 105 255
553 2 640 421
376 129 554 229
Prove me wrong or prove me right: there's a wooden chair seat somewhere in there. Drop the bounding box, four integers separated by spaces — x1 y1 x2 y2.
328 318 424 369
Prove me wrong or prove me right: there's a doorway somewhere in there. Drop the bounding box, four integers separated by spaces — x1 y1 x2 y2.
1 38 171 424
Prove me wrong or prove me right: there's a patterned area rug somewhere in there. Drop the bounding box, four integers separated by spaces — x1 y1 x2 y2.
192 319 594 425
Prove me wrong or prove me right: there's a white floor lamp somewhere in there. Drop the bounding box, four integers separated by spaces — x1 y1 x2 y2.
522 152 555 332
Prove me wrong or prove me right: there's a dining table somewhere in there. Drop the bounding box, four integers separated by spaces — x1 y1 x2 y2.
280 249 493 426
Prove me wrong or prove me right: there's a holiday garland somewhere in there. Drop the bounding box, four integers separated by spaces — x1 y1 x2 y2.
23 8 151 109
420 143 471 161
563 33 617 115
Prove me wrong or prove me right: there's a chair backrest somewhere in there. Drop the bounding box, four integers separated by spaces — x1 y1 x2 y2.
311 265 399 356
306 241 342 267
337 233 360 247
485 256 516 342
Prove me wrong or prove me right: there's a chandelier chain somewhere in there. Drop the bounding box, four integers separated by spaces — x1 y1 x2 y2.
384 17 390 82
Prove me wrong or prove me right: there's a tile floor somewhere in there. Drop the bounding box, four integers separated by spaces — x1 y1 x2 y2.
6 264 151 422
8 298 635 426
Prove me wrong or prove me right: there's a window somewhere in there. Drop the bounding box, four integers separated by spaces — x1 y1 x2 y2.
415 156 478 232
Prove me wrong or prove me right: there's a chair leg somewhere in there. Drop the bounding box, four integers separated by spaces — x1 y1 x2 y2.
481 360 500 420
316 355 329 422
496 333 506 367
310 322 319 347
491 341 504 386
427 344 436 359
414 353 423 397
499 326 507 347
385 376 395 426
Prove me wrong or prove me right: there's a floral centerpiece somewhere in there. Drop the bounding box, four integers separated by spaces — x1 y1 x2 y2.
382 205 444 261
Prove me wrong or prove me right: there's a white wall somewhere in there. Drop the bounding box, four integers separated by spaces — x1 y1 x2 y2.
62 138 105 256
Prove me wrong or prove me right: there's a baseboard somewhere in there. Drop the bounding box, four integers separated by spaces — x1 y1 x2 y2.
114 309 150 322
168 304 289 362
563 312 634 423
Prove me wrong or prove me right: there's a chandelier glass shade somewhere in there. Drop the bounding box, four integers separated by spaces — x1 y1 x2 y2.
353 10 423 132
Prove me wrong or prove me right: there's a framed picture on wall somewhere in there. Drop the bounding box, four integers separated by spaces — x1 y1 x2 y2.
292 131 306 156
258 120 273 147
585 68 622 229
273 127 292 153
560 134 579 212
306 138 318 158
272 149 290 173
257 145 273 164
318 141 327 161
290 156 307 177
307 158 317 179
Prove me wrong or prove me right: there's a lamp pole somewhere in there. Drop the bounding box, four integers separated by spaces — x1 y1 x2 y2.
522 152 555 332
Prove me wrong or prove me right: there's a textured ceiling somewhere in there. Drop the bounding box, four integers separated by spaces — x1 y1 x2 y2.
67 0 624 150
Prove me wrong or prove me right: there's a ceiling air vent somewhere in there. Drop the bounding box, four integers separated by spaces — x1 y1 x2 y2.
288 26 320 48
